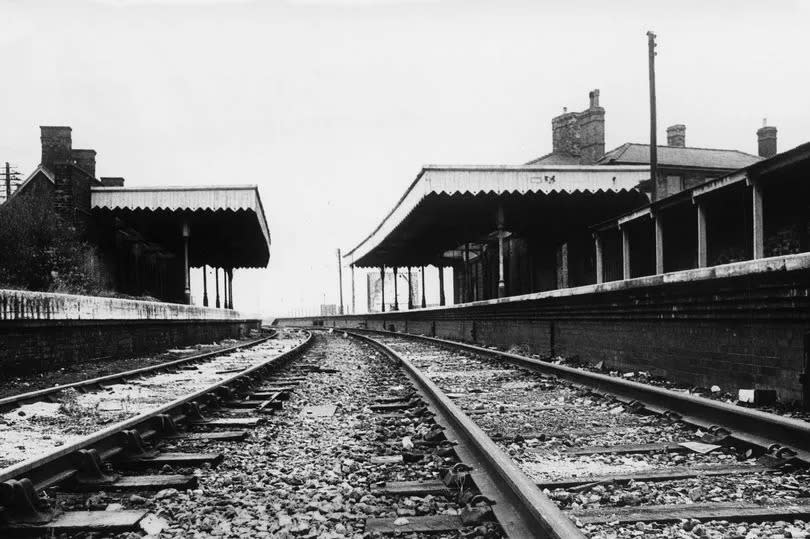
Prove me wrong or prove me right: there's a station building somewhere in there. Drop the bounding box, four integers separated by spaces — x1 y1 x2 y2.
345 90 769 305
283 90 809 404
4 126 270 306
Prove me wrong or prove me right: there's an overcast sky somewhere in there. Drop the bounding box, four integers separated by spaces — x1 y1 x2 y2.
2 0 808 316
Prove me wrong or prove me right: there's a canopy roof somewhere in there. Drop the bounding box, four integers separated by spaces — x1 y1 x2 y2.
345 165 650 268
91 185 270 269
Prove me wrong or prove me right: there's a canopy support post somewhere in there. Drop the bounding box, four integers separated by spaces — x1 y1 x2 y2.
407 267 413 310
654 212 664 274
421 266 426 308
621 225 631 280
752 180 764 259
497 204 506 298
182 220 191 305
464 243 471 303
350 264 356 315
438 266 446 306
215 268 220 308
392 266 399 311
380 266 385 312
697 201 708 268
202 265 209 307
227 268 234 310
223 269 228 309
594 234 604 284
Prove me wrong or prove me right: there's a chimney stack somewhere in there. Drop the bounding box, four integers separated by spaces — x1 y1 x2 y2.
551 108 580 157
550 89 606 164
666 124 686 147
578 89 605 164
72 149 96 178
756 119 777 158
40 126 72 171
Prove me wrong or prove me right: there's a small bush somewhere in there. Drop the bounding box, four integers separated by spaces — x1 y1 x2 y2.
0 195 95 293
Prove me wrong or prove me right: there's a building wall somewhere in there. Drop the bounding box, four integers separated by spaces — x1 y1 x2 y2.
276 254 810 403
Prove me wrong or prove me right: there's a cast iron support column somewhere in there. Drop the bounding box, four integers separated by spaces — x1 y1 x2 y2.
621 226 631 280
380 267 385 312
407 266 413 310
215 267 220 308
392 266 399 311
696 201 708 268
336 248 344 315
654 213 664 274
438 266 446 306
464 243 471 303
182 220 191 304
594 234 604 284
227 268 234 309
752 181 764 259
497 204 506 297
202 265 209 307
350 264 356 315
223 269 228 309
421 266 426 308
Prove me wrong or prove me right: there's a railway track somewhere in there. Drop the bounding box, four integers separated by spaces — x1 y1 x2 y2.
354 329 810 539
0 330 277 414
0 329 310 535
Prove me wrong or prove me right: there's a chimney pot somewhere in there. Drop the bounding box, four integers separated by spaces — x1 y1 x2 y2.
666 124 686 147
589 89 600 108
756 124 777 158
40 126 72 171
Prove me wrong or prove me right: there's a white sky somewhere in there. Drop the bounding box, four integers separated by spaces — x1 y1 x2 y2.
1 0 808 316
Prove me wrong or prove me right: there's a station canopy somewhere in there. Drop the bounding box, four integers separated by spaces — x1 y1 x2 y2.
91 185 270 269
345 165 651 268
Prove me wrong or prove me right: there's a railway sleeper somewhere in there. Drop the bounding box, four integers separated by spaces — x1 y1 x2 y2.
119 451 224 469
164 430 249 442
68 474 198 493
571 500 810 525
0 508 147 535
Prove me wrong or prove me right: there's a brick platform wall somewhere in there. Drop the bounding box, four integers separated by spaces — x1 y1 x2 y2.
276 254 810 403
1 319 258 375
0 289 261 375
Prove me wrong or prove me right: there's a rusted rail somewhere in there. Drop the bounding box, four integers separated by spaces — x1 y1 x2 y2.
0 330 310 531
354 328 810 465
0 329 277 413
350 331 585 539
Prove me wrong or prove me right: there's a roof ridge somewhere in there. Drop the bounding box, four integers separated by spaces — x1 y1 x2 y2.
602 142 632 161
621 142 761 157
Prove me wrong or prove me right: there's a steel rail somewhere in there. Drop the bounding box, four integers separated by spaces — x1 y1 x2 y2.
350 331 585 539
0 331 311 503
0 330 278 412
356 329 810 463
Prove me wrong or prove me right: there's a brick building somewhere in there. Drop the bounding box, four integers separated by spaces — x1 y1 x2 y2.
3 126 270 305
527 90 767 200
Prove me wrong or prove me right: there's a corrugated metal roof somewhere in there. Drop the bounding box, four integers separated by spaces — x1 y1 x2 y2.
598 143 761 169
345 165 649 264
91 185 270 253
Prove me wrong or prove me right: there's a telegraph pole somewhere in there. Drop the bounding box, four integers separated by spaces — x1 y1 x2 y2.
336 248 344 315
647 31 659 201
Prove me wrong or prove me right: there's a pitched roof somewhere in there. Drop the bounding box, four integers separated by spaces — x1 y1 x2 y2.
344 164 650 266
524 152 583 166
597 143 762 170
